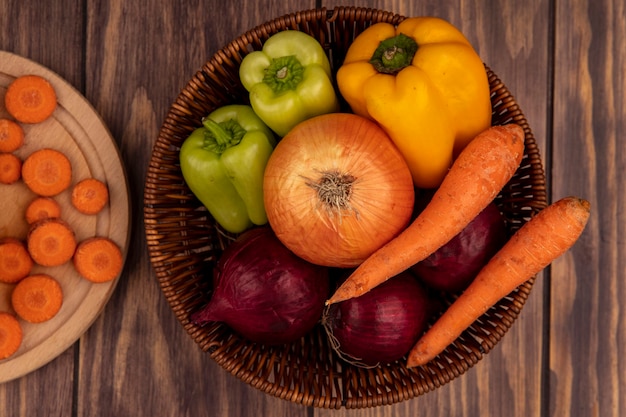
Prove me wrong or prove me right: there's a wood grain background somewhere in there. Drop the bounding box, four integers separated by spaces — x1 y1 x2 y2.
0 0 623 416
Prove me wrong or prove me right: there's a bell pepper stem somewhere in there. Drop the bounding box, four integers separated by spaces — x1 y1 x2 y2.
263 55 305 93
369 33 418 74
201 118 246 154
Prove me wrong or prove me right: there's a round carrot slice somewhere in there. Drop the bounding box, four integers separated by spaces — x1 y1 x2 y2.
11 274 63 323
73 237 123 283
0 118 25 152
25 196 62 224
21 148 72 197
4 75 57 124
27 218 77 267
71 178 109 215
0 312 23 359
0 238 34 284
0 153 22 184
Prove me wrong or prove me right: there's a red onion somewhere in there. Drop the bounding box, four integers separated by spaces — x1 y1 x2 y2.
322 271 431 366
411 201 507 292
191 226 329 345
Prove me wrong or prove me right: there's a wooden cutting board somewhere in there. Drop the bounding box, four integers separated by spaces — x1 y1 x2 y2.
0 50 131 382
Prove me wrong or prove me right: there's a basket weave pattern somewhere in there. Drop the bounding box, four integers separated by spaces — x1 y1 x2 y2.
143 7 547 409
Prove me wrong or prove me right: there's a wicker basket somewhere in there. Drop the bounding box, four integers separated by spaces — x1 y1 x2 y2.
143 6 547 409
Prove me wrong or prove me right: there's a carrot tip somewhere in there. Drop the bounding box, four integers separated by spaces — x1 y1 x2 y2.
406 344 430 368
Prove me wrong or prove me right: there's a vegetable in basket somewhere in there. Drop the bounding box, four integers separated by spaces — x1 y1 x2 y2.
239 30 340 137
191 226 329 345
336 17 492 189
411 197 508 292
263 113 415 268
327 124 525 305
408 196 591 367
323 270 431 367
179 104 275 234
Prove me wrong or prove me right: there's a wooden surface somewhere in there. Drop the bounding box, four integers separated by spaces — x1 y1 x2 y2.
0 0 623 416
0 50 130 383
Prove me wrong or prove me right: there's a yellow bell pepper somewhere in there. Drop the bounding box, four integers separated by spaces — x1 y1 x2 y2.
337 17 492 189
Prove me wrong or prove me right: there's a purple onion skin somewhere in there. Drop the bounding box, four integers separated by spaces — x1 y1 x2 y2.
191 226 329 345
411 201 508 292
325 271 431 366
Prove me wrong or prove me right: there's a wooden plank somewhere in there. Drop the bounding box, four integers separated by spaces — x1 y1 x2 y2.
550 0 625 416
314 1 551 416
0 1 84 416
76 1 317 416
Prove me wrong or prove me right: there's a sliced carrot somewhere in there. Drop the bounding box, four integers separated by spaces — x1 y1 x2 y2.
0 118 25 152
71 178 109 215
4 74 57 124
25 196 62 224
0 153 22 184
327 124 526 305
73 237 123 283
27 218 77 267
21 148 72 196
0 238 34 284
0 312 23 359
407 196 591 367
11 274 63 323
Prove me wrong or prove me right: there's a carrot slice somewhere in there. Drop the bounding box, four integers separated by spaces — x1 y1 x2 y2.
0 119 25 152
21 148 72 196
27 218 77 267
71 178 109 215
73 237 123 283
25 196 62 224
11 274 63 323
4 75 57 124
0 153 22 184
0 238 34 284
0 312 23 359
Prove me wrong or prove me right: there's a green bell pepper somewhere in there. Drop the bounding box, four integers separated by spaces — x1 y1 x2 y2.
239 30 340 137
179 104 276 234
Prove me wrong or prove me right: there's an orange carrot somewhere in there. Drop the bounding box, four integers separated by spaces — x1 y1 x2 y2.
21 148 72 197
25 196 62 224
0 152 22 184
407 196 590 367
73 237 123 283
71 178 109 214
27 218 77 267
0 238 34 284
0 312 23 359
4 74 57 124
0 118 25 152
11 274 63 323
326 124 526 305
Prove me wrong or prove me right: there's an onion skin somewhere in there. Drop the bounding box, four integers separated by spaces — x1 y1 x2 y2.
411 200 508 292
323 271 431 366
191 226 329 345
263 113 415 268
